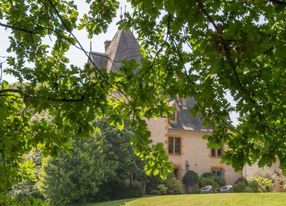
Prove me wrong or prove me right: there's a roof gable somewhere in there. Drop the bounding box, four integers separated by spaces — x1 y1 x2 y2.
106 30 141 72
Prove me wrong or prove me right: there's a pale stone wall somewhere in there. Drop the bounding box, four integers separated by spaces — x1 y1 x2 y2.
146 117 241 184
243 161 281 178
167 129 241 184
146 118 168 146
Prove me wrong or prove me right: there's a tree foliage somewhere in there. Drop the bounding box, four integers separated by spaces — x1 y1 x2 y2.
182 170 199 187
122 0 286 172
38 132 116 206
0 0 172 193
1 0 286 195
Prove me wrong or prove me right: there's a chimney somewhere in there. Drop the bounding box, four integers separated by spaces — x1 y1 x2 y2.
104 40 111 52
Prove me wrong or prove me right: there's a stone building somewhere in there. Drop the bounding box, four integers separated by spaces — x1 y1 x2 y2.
89 29 279 185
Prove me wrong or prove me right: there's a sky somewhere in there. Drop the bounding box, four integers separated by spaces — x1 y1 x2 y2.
0 0 131 83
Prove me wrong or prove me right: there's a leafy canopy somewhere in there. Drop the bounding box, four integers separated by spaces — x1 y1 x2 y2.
1 0 286 194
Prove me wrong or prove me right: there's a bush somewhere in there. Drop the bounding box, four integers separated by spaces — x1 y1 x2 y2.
11 180 44 200
146 175 181 195
235 177 248 185
150 184 168 195
165 177 181 194
198 177 220 192
96 181 144 201
233 181 248 192
248 177 273 192
111 184 144 199
198 173 226 193
191 188 201 194
10 180 45 206
182 170 199 187
1 192 45 206
233 177 249 193
213 176 226 187
150 189 162 195
201 172 214 178
145 175 164 194
39 136 117 206
157 184 168 195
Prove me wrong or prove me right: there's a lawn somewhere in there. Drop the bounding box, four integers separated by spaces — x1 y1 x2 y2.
85 193 286 206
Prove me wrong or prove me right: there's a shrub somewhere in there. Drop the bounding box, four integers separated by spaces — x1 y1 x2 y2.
157 184 168 195
150 189 162 195
233 181 248 192
146 175 181 195
10 180 45 206
165 177 181 194
248 177 273 192
145 175 164 194
11 180 43 200
182 170 199 187
198 177 220 192
191 188 201 194
112 184 144 199
39 136 117 206
235 177 248 185
96 181 144 201
198 173 226 192
201 172 214 178
213 176 226 187
233 177 249 193
1 192 45 206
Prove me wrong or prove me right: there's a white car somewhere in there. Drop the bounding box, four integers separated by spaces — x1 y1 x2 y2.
201 185 213 193
220 185 233 193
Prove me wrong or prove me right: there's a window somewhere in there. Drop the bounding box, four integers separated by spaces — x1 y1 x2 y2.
173 167 180 179
169 102 178 122
170 111 177 122
210 147 223 157
211 167 224 177
168 137 181 155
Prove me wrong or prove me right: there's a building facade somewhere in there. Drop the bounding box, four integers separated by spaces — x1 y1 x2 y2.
146 98 241 184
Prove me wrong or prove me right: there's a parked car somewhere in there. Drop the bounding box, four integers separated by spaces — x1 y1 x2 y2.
220 185 233 193
201 185 213 193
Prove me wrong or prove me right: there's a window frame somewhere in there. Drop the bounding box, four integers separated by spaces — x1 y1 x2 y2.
168 136 182 155
170 104 178 122
211 167 224 177
210 147 224 158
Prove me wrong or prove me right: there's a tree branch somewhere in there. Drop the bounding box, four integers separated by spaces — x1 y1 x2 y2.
47 96 84 102
139 14 171 80
46 0 132 105
0 89 21 94
0 22 37 34
196 0 256 103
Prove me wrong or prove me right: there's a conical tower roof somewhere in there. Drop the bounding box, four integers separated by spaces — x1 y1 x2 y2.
105 29 141 72
89 29 141 72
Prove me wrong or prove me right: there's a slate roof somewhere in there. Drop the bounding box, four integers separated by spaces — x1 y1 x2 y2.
169 97 212 132
88 52 108 69
89 29 141 72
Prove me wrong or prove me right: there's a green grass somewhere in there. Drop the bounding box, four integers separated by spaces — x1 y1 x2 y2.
85 193 286 206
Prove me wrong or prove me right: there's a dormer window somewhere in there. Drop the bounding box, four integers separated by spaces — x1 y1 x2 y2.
170 111 177 122
169 101 178 122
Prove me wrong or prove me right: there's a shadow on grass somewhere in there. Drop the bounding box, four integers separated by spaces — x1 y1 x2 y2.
85 198 137 206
